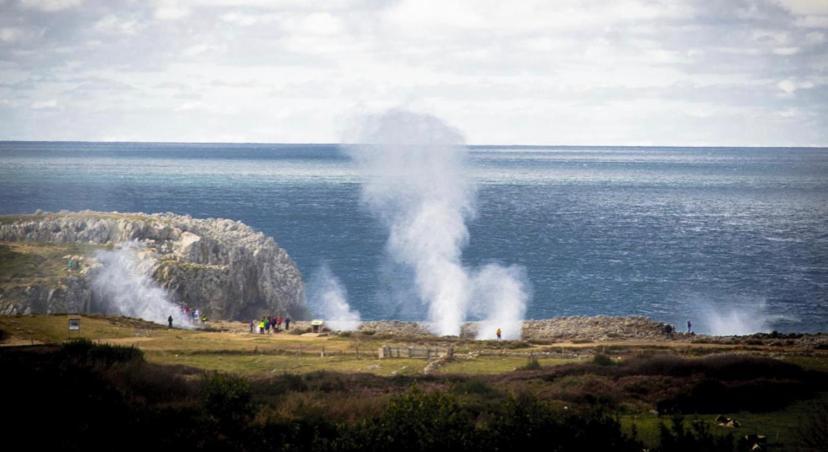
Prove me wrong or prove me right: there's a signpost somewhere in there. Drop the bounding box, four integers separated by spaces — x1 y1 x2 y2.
68 317 80 339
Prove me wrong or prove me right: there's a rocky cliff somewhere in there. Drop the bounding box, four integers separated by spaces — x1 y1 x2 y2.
0 211 305 320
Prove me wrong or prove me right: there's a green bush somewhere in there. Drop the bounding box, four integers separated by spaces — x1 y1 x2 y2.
201 372 254 430
340 387 475 451
60 338 144 366
654 416 734 452
518 355 541 370
449 378 497 397
593 353 615 366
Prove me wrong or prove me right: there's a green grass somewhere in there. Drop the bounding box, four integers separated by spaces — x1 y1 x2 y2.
620 392 828 449
0 241 104 287
437 355 581 374
783 355 828 372
146 350 425 376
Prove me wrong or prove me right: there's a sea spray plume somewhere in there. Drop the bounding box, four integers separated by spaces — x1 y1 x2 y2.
308 263 361 331
346 111 475 336
346 110 529 337
91 242 192 327
472 264 530 340
699 299 792 335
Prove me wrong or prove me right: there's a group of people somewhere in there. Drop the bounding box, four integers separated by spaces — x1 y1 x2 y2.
251 315 291 334
180 304 206 324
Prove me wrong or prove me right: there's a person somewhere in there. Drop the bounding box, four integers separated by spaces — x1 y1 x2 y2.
687 320 692 334
265 317 271 334
168 315 173 329
259 320 265 334
496 328 502 340
249 320 254 333
285 317 291 330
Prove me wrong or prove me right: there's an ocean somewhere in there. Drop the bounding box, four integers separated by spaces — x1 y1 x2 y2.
1 142 826 333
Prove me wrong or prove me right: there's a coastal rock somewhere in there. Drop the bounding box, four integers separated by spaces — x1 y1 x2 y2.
355 316 673 341
0 211 305 320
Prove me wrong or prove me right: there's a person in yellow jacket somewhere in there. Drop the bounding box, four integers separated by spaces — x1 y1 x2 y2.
258 320 265 334
496 328 502 340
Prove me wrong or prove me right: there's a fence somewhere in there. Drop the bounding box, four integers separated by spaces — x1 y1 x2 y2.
378 345 454 360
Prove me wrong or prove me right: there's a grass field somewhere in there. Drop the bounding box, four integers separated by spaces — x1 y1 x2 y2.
1 314 826 449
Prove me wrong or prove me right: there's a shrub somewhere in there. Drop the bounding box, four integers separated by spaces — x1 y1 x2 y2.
201 372 254 431
593 353 614 366
340 387 475 451
518 355 541 371
449 378 497 397
60 338 144 367
797 400 828 448
654 416 734 452
657 378 814 414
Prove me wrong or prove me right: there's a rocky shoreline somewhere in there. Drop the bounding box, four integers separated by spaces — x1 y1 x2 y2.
230 316 826 344
0 211 305 320
356 316 682 341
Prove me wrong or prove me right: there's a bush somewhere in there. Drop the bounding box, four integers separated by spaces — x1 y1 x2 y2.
657 378 814 414
450 378 497 397
201 372 254 431
593 353 615 366
518 355 541 371
797 400 828 448
654 416 734 452
340 387 475 451
60 338 144 367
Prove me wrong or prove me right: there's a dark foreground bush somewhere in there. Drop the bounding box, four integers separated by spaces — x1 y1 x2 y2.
60 337 144 366
654 416 734 452
333 388 641 452
657 378 815 414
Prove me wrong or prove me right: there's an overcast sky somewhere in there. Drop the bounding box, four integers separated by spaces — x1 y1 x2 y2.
1 0 826 145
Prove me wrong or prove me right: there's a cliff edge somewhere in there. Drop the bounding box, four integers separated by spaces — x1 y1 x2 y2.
0 211 305 320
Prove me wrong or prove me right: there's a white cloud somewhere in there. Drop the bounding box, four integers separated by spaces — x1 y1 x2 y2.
30 99 58 109
94 15 143 35
0 27 23 43
777 78 816 94
20 0 83 12
776 0 828 16
153 0 190 20
773 46 800 55
0 0 825 145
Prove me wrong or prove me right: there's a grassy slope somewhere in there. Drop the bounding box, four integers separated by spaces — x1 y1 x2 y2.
1 314 826 448
0 241 104 288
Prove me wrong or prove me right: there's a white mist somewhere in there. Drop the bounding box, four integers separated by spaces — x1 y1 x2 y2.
91 242 192 328
308 263 361 331
346 109 529 337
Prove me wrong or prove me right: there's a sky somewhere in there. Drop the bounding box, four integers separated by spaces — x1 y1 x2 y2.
0 0 826 146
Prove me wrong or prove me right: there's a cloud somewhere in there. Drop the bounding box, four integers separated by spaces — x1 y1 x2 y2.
153 0 190 20
94 15 144 35
0 0 825 145
19 0 83 12
0 27 24 42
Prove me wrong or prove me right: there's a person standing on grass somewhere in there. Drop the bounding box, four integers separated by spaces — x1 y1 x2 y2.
168 315 173 329
496 328 502 340
687 320 692 334
285 316 291 330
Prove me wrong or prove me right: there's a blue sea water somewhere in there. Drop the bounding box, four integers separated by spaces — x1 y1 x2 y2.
1 142 826 333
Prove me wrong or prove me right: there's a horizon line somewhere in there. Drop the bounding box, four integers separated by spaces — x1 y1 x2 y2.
1 139 826 150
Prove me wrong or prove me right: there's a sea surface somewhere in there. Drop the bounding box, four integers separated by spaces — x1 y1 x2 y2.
1 142 826 333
